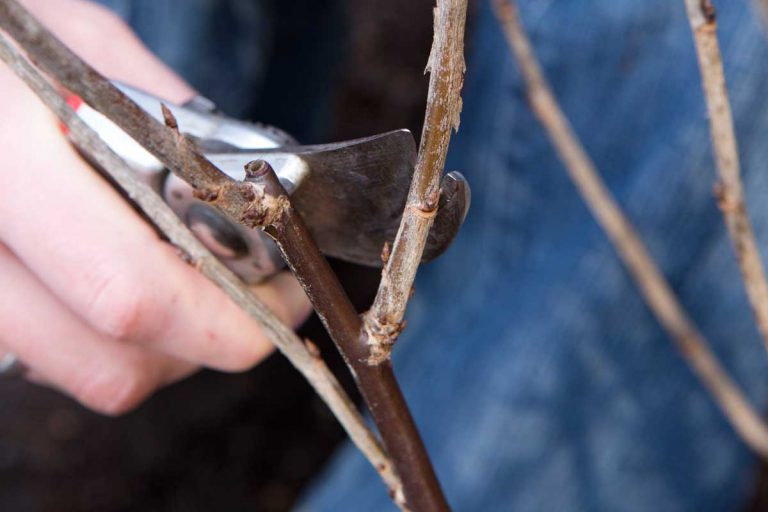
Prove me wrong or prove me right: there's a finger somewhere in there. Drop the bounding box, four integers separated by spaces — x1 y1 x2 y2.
20 0 195 103
0 69 293 372
251 271 314 329
0 271 312 388
0 344 47 383
0 244 196 415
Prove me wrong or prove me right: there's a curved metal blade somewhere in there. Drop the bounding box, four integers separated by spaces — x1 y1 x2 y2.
206 130 470 267
114 82 470 272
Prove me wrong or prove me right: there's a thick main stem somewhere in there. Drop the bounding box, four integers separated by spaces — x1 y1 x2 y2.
492 0 768 457
683 0 768 352
246 161 447 512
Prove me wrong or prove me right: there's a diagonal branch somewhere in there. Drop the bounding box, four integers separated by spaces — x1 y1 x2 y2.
0 21 403 503
683 0 768 352
363 0 468 364
492 0 768 457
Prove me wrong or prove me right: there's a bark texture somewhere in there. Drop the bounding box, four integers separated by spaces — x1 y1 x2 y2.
363 0 468 364
684 0 768 352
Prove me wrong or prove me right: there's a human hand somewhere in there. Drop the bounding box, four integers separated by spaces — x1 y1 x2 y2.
0 0 312 414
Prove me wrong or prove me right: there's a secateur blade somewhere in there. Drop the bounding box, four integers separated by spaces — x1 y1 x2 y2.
205 130 470 267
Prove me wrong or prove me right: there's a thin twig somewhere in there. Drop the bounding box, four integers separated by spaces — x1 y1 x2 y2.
243 160 446 511
363 0 468 364
492 0 768 457
0 27 404 501
683 0 768 351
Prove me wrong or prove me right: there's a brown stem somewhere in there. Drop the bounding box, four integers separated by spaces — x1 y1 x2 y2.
683 0 768 352
0 5 405 500
491 0 768 457
245 160 447 512
363 0 468 363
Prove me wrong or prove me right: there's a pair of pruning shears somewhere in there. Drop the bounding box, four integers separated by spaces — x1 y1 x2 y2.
67 83 471 283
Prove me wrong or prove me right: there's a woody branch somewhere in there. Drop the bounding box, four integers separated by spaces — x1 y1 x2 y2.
683 0 768 352
363 0 468 364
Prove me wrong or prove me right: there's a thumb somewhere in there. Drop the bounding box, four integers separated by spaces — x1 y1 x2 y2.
251 272 313 329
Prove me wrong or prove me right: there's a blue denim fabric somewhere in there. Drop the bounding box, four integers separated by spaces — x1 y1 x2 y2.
96 1 768 510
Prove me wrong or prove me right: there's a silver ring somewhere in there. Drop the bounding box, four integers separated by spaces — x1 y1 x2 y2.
0 352 26 379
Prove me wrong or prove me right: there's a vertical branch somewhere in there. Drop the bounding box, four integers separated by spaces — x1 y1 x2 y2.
244 161 447 512
0 18 405 503
683 0 768 351
492 0 768 457
363 0 468 363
